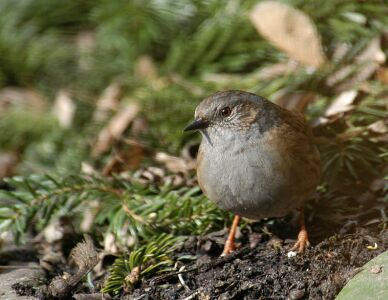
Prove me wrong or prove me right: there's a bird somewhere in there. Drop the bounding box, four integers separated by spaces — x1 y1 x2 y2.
184 90 321 255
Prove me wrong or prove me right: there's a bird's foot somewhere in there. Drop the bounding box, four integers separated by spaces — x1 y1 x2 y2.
291 228 310 253
221 215 241 256
221 240 236 256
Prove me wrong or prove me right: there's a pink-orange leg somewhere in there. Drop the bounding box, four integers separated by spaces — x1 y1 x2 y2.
221 215 241 256
291 207 310 253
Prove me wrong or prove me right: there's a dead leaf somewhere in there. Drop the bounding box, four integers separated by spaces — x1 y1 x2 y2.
103 228 136 255
327 37 385 92
334 63 379 93
368 120 387 134
81 162 97 175
93 103 140 157
101 141 146 176
93 81 122 123
103 233 119 254
134 166 166 185
356 37 385 64
249 1 326 68
324 90 358 117
43 220 64 244
275 91 317 112
0 87 46 112
155 152 195 174
52 90 75 128
164 174 186 187
0 152 19 179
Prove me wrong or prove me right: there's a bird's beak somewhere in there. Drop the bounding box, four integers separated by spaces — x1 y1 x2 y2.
184 118 209 132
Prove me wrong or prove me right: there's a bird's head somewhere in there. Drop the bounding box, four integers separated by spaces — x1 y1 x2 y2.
184 90 278 138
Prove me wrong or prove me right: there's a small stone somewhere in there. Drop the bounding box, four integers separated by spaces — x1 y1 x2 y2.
287 251 297 258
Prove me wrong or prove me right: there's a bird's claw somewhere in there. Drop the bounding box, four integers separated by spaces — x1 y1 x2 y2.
221 241 236 256
291 229 310 253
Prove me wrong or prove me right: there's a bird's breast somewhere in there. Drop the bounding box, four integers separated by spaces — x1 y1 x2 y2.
197 133 298 219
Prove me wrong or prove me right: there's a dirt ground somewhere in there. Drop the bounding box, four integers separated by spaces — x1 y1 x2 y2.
7 202 388 300
129 225 387 300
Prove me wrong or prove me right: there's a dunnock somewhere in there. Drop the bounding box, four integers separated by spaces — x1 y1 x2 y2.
184 90 321 255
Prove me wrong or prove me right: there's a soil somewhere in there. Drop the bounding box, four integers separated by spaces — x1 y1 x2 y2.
129 226 387 300
7 207 388 300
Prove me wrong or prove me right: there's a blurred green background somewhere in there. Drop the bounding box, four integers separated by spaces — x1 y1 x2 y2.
0 1 386 294
0 0 386 180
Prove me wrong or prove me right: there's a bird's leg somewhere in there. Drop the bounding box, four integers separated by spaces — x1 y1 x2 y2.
291 207 310 253
221 215 241 256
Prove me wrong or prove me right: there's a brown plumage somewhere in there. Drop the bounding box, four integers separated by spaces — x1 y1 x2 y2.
185 90 321 255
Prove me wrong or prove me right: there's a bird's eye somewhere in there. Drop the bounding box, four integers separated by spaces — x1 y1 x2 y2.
221 106 232 117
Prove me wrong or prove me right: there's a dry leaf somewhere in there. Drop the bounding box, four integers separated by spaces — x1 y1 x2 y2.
43 220 64 243
249 1 326 68
0 87 46 112
133 166 166 185
324 90 358 117
155 152 195 174
93 81 122 123
103 227 136 255
93 103 140 157
327 37 385 92
275 91 317 112
334 64 378 93
368 120 387 134
103 232 119 254
101 142 145 176
52 90 75 128
0 152 19 179
356 37 385 64
81 162 97 175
